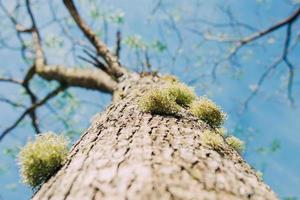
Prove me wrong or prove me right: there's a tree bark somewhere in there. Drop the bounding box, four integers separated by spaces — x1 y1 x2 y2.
32 73 277 200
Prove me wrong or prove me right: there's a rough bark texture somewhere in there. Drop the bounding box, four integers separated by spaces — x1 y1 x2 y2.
32 74 277 200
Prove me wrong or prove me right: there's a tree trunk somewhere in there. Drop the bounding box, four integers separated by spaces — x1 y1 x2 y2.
32 73 277 200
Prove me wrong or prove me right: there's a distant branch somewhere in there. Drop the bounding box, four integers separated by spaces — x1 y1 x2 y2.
144 50 152 70
0 77 22 85
242 17 298 109
25 0 45 69
0 1 30 63
243 58 281 111
238 8 300 46
196 7 300 107
63 0 126 77
0 85 66 141
282 23 295 106
115 30 121 59
0 97 26 108
79 49 109 73
198 8 300 46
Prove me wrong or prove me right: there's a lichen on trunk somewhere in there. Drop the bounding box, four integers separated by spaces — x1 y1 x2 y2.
32 73 277 200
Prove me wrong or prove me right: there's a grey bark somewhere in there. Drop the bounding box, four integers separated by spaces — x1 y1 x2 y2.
32 73 277 200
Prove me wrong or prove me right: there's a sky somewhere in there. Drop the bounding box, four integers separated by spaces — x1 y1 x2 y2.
0 0 300 199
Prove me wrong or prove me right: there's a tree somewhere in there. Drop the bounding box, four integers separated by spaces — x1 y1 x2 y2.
32 74 277 199
1 0 299 199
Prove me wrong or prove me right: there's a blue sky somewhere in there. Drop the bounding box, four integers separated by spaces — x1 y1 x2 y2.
0 0 300 199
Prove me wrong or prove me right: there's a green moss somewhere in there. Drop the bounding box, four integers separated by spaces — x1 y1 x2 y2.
225 135 245 154
167 83 196 107
139 88 180 115
202 130 223 150
215 127 227 136
18 132 69 188
160 74 179 83
139 82 196 115
190 97 226 128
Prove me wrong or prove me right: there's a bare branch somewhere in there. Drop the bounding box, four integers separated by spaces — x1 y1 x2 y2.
1 69 41 134
37 64 117 93
243 58 281 111
197 8 300 45
0 0 125 141
25 0 45 69
115 30 121 59
0 85 66 141
203 7 300 99
187 18 258 32
151 0 162 14
0 77 22 85
243 19 297 109
63 0 126 77
282 23 295 106
0 1 30 63
144 50 152 70
29 110 40 134
238 8 300 45
0 1 31 33
24 0 117 93
0 97 26 108
284 58 294 106
81 49 109 73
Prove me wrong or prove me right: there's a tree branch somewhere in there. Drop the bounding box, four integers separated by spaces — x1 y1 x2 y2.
25 0 44 69
63 0 127 78
115 30 121 59
0 77 22 85
282 23 295 106
24 0 117 93
0 1 30 63
0 97 26 108
242 58 282 111
201 7 300 104
0 0 122 141
37 64 117 93
0 85 66 141
238 8 300 45
242 20 297 110
81 48 109 73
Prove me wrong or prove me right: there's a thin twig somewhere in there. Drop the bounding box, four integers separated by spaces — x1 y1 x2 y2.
115 30 121 58
0 85 66 141
63 0 126 77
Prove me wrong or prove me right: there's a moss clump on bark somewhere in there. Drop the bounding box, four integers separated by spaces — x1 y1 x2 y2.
190 97 226 128
139 89 180 115
215 127 227 136
139 82 195 114
225 135 245 154
167 83 196 107
202 130 224 150
18 132 69 188
160 74 179 83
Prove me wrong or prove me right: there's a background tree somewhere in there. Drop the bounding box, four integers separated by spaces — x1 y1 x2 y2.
0 0 299 199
